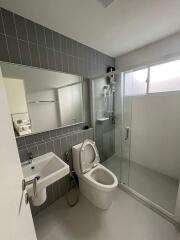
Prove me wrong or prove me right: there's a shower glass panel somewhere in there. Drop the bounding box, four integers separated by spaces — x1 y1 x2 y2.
93 74 121 181
122 62 180 214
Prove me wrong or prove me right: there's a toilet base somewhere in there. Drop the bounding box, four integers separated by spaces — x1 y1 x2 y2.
79 178 114 210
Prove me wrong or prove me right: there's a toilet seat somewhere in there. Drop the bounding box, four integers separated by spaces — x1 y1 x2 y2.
82 164 118 192
80 139 100 173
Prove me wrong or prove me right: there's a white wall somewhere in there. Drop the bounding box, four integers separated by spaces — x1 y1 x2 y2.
58 83 83 126
130 94 180 180
4 78 28 114
116 32 180 72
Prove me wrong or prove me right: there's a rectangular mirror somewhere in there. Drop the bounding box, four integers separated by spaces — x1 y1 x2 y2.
1 63 84 137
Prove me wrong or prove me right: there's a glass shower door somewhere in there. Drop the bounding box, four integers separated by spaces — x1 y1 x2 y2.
121 65 180 215
120 91 132 185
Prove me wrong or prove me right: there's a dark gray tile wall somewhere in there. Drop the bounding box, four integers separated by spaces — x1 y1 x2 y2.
0 6 114 215
0 7 114 78
96 120 115 162
17 126 93 216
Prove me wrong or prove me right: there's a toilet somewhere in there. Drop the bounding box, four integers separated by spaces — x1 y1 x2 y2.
72 139 118 210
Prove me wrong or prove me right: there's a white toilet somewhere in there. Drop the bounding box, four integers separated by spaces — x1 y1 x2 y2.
72 139 118 210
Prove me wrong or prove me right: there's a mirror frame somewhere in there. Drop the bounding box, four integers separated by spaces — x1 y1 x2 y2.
0 62 85 138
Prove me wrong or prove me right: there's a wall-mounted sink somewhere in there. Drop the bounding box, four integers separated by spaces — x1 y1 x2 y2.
22 152 69 206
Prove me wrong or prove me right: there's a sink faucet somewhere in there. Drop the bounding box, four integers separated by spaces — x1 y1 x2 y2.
27 151 33 164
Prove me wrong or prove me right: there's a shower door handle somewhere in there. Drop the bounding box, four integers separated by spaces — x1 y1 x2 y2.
125 127 130 140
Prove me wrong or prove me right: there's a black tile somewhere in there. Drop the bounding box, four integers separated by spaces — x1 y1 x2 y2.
53 139 61 157
55 51 62 71
0 34 9 62
53 31 61 51
29 42 40 67
37 143 47 155
66 38 72 55
88 48 93 62
56 128 63 136
19 40 31 65
25 135 36 145
80 44 85 59
47 48 56 70
78 58 83 75
61 137 68 159
61 35 67 53
72 40 76 57
59 176 68 196
62 53 68 73
46 141 54 152
34 133 44 143
58 34 63 52
46 184 54 205
39 45 48 68
50 129 57 138
71 56 77 74
36 24 46 46
7 36 21 63
1 8 16 37
82 60 87 76
0 9 4 34
26 19 37 43
27 145 38 158
72 132 78 145
19 148 29 162
52 180 61 201
42 131 50 140
45 28 53 49
14 14 27 41
73 57 78 74
77 42 83 58
16 137 25 148
68 55 74 73
83 45 88 60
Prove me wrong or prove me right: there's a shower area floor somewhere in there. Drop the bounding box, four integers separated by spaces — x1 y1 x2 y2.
102 155 179 214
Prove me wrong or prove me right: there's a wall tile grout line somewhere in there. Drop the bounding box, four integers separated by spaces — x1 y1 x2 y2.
0 8 10 62
13 12 22 64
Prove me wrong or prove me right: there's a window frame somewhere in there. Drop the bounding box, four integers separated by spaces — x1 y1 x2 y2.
123 56 180 96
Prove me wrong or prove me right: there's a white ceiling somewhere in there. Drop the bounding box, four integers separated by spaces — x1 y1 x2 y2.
1 0 180 57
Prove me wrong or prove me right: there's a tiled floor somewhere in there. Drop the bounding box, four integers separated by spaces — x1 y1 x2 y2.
102 156 179 213
34 189 179 240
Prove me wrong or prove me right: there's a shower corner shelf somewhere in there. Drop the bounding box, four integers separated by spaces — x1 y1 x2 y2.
28 100 56 104
97 117 109 122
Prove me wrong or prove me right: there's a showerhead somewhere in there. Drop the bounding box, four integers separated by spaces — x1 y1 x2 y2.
106 66 116 92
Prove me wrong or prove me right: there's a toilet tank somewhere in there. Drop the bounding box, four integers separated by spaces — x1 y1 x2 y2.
72 143 83 176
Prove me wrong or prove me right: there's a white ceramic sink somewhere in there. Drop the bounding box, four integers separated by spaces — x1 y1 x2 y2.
22 152 69 206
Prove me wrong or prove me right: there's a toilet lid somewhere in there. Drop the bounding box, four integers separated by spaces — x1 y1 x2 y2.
80 139 100 173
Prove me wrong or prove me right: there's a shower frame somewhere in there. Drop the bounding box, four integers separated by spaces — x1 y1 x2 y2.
90 68 180 227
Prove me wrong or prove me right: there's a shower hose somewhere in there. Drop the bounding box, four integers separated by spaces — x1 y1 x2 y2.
65 151 79 207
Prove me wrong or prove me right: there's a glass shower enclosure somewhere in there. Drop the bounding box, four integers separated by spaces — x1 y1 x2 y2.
91 60 180 223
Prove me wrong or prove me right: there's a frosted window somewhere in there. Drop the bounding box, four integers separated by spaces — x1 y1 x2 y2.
124 68 148 96
149 60 180 93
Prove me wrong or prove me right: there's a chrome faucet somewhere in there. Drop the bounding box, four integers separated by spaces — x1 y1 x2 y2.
27 151 33 164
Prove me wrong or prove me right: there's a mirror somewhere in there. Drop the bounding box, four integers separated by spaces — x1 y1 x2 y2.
1 63 84 137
